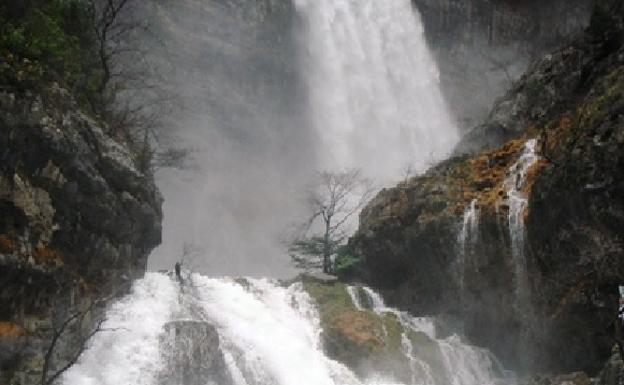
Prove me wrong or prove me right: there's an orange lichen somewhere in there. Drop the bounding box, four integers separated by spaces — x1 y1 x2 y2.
331 312 384 348
0 322 25 338
454 138 528 212
0 234 17 254
543 114 574 154
32 246 64 267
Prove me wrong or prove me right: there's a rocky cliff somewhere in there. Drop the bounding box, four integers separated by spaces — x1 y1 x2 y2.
412 0 592 130
0 84 162 383
351 0 624 377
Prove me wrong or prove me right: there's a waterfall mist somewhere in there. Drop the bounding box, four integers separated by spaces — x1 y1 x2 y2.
144 0 315 277
143 0 459 276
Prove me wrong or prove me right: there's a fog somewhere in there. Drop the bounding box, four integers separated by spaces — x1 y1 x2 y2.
140 0 458 277
141 0 312 277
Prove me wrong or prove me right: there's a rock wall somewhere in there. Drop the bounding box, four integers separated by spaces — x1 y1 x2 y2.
350 0 624 375
412 0 592 130
0 85 162 383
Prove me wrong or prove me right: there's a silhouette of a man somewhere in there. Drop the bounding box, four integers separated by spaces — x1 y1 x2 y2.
175 262 183 283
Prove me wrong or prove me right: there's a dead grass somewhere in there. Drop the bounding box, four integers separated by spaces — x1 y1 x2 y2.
0 322 25 338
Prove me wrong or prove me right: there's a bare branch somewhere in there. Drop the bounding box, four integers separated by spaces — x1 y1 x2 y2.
292 169 376 274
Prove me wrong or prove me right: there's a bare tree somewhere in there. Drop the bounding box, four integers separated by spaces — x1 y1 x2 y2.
180 242 204 276
401 163 417 183
85 0 186 174
40 294 119 385
292 170 375 274
88 0 137 94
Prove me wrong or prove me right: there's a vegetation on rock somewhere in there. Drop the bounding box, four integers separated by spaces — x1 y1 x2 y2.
303 281 410 381
350 0 624 375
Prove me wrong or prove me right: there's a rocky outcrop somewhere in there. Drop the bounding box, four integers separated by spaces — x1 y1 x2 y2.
412 0 592 130
303 281 412 382
0 84 162 383
350 1 624 376
456 0 624 154
159 321 233 385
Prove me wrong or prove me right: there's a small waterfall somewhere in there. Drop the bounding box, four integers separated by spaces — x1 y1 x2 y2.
294 0 458 182
62 273 510 385
346 286 365 311
353 286 505 385
456 199 480 290
501 139 540 302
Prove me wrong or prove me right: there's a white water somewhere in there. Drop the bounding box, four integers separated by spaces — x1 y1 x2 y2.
62 273 509 385
294 0 459 182
501 139 540 302
456 199 480 290
355 287 504 385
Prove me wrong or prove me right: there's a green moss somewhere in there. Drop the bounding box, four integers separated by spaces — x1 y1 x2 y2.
334 253 361 280
303 281 357 316
407 330 450 384
303 281 410 378
382 313 404 352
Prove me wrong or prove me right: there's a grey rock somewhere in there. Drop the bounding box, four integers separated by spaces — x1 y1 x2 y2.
0 83 162 384
159 321 233 385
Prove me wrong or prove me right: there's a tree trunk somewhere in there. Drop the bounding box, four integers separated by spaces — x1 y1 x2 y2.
323 219 331 273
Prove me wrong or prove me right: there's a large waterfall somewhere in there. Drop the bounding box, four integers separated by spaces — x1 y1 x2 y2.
61 273 508 385
61 1 507 384
147 0 460 274
294 0 459 181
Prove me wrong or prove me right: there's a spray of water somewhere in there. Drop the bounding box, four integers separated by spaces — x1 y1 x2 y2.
501 139 540 303
456 199 480 290
61 274 510 385
147 0 459 275
294 0 459 183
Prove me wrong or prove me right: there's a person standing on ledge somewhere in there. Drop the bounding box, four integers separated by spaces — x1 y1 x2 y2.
175 262 183 284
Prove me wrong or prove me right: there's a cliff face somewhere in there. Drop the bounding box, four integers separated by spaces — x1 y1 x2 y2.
412 0 592 130
0 85 162 383
351 1 624 376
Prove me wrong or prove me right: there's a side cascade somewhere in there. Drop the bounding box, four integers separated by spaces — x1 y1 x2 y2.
457 199 480 290
60 272 512 385
500 138 540 303
352 287 506 385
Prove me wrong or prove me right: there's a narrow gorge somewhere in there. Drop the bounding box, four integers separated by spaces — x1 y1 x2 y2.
0 0 622 385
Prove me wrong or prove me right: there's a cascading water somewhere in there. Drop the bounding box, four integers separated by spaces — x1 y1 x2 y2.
456 200 480 290
61 273 511 385
294 0 459 182
353 287 506 385
501 139 540 302
60 2 515 384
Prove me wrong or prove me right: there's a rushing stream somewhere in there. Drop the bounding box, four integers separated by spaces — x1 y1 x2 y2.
61 273 510 385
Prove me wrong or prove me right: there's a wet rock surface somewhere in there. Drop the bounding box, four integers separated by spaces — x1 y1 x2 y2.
303 281 411 382
159 321 233 385
0 85 162 383
412 0 592 131
351 0 624 376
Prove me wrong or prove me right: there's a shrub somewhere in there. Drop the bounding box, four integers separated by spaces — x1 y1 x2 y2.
334 252 361 280
0 1 100 96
